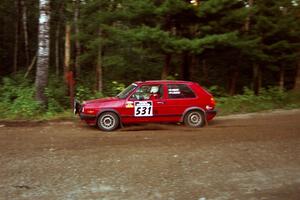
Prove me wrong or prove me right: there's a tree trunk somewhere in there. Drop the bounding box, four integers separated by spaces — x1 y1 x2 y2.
202 59 209 85
13 0 20 74
96 29 103 93
74 0 81 78
229 67 239 96
279 65 285 90
35 0 50 107
244 0 254 31
294 62 300 91
245 0 261 95
24 56 37 78
64 24 71 85
20 0 30 67
190 55 197 81
181 52 190 81
161 54 171 79
253 64 262 95
55 23 60 76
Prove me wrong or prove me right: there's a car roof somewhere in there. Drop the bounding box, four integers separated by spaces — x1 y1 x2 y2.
134 80 195 85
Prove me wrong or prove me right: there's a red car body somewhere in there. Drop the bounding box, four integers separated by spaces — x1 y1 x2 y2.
75 80 216 131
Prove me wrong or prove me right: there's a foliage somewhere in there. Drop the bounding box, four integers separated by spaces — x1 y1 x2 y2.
207 85 228 97
216 87 300 115
0 75 40 119
45 76 69 113
75 85 103 102
0 75 68 119
105 81 126 97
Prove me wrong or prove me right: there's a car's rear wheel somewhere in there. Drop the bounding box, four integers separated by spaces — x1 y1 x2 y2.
97 112 119 131
184 110 205 128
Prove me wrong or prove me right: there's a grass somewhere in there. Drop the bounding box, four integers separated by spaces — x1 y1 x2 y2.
216 89 300 116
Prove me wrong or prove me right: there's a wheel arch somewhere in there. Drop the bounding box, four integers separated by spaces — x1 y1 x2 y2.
180 107 206 123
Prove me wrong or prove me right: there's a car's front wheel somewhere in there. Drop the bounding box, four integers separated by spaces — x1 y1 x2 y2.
184 110 205 128
97 112 119 131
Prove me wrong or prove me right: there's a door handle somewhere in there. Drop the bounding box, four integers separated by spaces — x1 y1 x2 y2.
157 101 165 104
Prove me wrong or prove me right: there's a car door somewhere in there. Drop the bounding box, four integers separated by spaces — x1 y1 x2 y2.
122 84 165 123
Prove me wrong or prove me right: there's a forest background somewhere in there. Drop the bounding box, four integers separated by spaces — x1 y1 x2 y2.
1 0 300 119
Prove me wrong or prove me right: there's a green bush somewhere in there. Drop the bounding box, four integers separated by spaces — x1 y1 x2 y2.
0 75 69 119
216 87 298 115
45 75 69 108
76 85 103 102
102 81 126 97
207 85 228 97
0 75 41 119
109 81 126 96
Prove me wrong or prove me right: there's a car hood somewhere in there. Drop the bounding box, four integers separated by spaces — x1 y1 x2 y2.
84 97 119 105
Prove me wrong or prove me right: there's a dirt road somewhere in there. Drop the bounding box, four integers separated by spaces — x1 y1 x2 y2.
0 110 300 200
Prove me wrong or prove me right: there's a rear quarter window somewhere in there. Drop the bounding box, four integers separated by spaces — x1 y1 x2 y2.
167 84 196 99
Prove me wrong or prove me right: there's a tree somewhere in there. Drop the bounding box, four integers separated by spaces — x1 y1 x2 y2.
195 0 259 94
13 0 20 74
64 23 71 84
35 0 50 106
96 29 103 93
252 0 300 91
295 63 300 91
74 0 81 78
20 0 30 67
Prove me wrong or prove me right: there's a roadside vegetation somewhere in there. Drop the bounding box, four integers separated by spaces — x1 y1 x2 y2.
214 87 300 115
0 75 299 120
0 75 126 120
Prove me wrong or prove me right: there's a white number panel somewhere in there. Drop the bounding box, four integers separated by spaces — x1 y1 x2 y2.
134 101 153 117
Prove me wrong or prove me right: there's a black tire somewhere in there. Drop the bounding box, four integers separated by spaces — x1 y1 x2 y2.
184 110 205 128
97 112 119 131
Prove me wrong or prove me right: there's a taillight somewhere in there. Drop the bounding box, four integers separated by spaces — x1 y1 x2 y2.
206 97 216 110
210 97 216 106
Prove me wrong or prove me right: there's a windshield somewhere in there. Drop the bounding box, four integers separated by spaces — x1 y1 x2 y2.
116 83 137 99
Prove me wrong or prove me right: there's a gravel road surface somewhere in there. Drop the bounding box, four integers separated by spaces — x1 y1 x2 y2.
0 110 300 200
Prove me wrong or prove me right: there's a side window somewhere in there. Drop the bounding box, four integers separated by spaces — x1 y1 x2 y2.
167 84 196 99
130 85 163 100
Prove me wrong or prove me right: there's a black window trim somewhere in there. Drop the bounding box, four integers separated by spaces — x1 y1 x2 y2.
166 83 197 99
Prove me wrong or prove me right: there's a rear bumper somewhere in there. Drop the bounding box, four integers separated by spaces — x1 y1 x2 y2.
206 109 217 120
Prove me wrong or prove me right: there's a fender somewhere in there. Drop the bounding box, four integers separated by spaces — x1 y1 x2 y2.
96 108 123 127
96 108 121 119
180 106 206 122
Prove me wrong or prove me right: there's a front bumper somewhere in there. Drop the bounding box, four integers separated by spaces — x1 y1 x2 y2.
79 113 96 120
74 100 82 114
74 100 97 125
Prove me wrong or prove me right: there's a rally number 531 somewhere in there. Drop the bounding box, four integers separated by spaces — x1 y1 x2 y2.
134 101 153 117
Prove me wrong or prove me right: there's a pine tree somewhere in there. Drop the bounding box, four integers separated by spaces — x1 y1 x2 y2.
252 0 300 91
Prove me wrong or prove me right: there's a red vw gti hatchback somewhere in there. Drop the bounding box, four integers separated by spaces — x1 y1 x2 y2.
75 80 217 131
